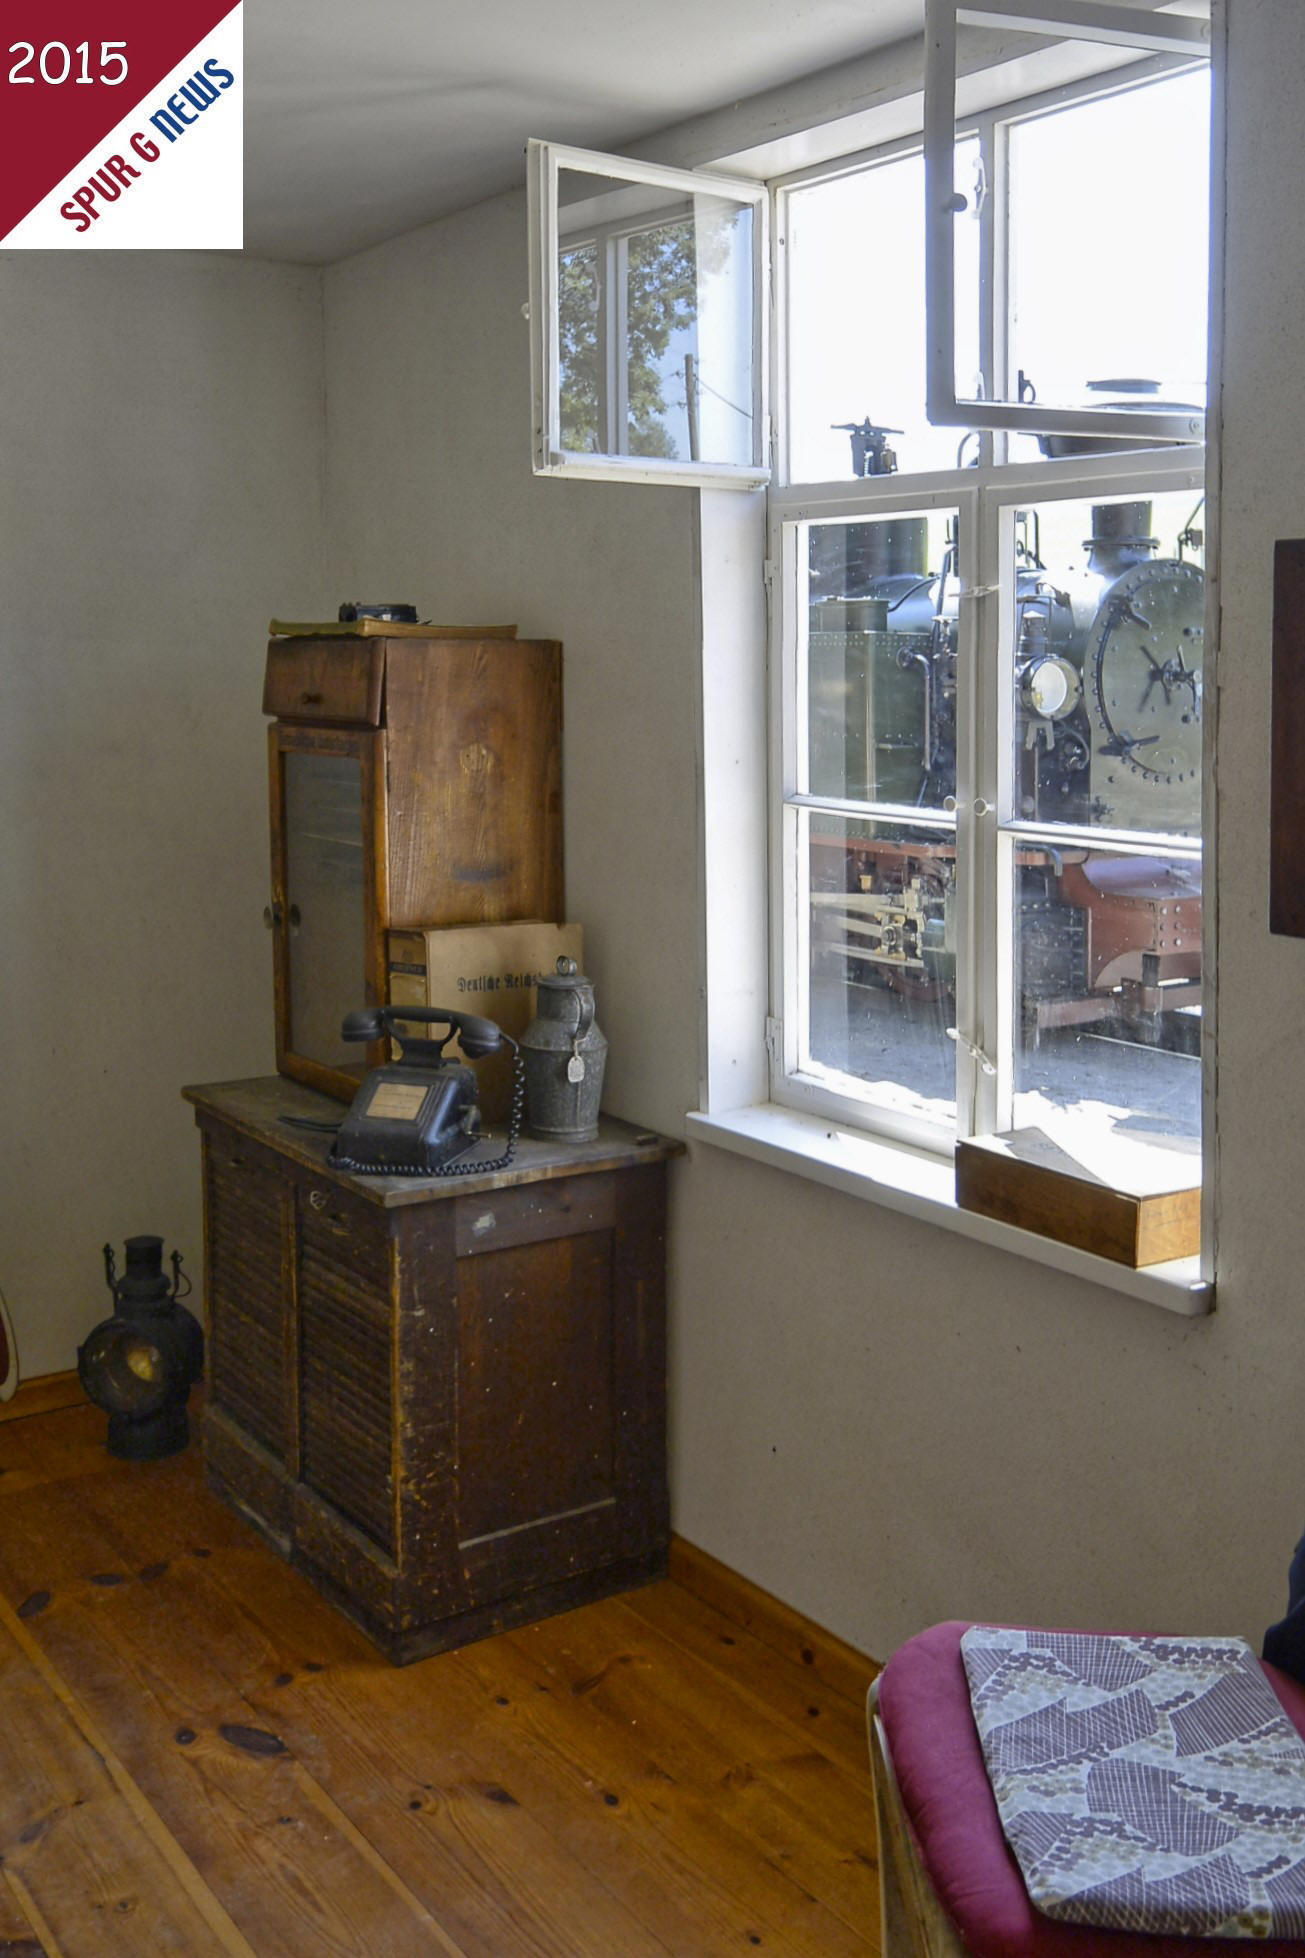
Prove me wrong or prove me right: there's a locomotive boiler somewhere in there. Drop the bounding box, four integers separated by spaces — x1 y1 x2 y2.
807 493 1205 1045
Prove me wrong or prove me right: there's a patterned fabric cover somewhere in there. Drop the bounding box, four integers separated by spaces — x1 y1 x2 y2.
962 1626 1305 1940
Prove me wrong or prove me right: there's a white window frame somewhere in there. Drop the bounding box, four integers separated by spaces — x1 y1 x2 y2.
527 22 1220 1310
763 35 1212 1172
923 0 1211 445
526 139 771 489
767 444 1206 1157
768 471 977 1155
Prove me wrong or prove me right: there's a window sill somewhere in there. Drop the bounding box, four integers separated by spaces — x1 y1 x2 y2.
684 1103 1213 1318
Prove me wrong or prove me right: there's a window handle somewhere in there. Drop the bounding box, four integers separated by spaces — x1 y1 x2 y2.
971 154 989 217
947 1027 997 1076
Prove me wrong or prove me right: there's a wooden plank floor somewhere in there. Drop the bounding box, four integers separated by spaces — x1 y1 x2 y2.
0 1399 881 1956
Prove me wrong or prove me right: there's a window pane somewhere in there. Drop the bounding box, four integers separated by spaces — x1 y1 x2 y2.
786 143 981 484
805 814 957 1126
1012 845 1201 1163
1008 490 1205 838
558 242 600 452
806 509 960 813
556 166 756 467
1007 70 1210 416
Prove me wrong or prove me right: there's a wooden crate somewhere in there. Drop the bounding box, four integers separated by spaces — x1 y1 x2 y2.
387 920 583 1122
955 1127 1199 1268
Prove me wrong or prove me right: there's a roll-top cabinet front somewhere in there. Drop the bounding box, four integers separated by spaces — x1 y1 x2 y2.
192 1084 672 1663
296 1187 394 1555
204 1132 293 1472
264 634 563 1101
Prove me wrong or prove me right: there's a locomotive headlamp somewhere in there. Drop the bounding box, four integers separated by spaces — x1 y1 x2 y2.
78 1237 203 1460
1021 654 1081 722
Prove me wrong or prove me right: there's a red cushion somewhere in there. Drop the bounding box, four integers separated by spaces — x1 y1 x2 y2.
877 1621 1305 1957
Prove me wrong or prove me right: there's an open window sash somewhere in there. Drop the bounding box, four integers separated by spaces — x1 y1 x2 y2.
924 0 1212 446
527 139 770 489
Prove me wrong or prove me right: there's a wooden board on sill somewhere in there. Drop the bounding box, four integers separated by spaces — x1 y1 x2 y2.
955 1125 1200 1268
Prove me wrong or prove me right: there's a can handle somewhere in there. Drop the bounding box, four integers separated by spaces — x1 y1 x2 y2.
553 957 593 1041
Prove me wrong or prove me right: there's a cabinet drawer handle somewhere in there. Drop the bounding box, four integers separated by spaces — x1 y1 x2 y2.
309 1189 328 1210
300 691 324 706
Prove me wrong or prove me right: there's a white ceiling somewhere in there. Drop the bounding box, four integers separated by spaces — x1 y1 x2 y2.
243 0 926 263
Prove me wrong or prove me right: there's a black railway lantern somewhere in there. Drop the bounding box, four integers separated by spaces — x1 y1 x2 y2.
78 1236 204 1460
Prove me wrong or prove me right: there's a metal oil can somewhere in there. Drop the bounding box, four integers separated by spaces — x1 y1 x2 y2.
520 957 608 1142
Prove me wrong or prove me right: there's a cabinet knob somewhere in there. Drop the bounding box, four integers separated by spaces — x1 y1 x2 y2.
287 904 302 930
262 903 283 929
309 1189 328 1210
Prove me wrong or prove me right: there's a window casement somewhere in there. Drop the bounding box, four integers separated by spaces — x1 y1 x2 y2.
526 141 770 488
923 0 1212 447
769 448 1205 1166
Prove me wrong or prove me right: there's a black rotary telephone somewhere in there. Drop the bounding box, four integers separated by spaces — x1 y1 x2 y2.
326 1005 523 1177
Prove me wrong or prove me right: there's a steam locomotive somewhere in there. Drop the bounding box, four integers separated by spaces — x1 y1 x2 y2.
808 464 1205 1047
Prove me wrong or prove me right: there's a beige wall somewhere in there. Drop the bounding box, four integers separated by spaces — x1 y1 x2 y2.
320 0 1305 1659
0 254 325 1379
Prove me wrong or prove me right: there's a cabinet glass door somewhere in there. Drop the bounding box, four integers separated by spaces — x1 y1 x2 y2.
270 725 385 1098
283 749 366 1069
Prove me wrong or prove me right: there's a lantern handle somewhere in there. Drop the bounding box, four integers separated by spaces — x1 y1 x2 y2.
171 1249 192 1301
102 1243 116 1297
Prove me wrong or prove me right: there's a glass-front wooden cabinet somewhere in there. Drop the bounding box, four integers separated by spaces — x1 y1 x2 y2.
264 631 563 1100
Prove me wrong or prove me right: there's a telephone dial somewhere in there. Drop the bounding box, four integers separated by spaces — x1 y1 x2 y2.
326 1005 522 1177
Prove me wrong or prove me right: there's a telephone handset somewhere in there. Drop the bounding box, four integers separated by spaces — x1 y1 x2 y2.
327 1004 523 1177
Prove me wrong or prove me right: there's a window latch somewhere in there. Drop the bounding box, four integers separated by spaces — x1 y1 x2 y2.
971 154 989 217
946 1027 997 1076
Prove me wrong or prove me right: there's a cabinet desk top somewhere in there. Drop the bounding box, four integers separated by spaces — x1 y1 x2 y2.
182 1075 682 1210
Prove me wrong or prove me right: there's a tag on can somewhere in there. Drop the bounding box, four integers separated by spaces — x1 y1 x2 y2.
567 1053 586 1084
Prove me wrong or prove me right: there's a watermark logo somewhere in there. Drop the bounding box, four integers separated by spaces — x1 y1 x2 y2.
2 2 242 248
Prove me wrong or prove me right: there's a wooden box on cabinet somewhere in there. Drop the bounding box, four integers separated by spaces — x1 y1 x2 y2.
264 633 563 1101
183 1076 675 1664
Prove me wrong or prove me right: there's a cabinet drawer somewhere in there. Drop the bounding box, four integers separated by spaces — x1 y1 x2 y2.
454 1174 615 1257
263 637 385 725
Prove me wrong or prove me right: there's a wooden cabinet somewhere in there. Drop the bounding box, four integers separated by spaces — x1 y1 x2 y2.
184 1076 675 1664
264 633 563 1101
